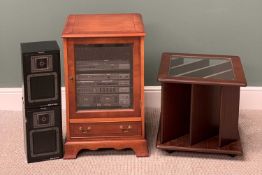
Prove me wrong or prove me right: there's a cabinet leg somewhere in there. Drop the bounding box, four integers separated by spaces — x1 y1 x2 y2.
166 150 174 154
228 154 237 158
63 142 79 159
131 140 149 157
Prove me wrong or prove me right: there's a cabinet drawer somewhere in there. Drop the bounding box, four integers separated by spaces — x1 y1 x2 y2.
70 122 142 138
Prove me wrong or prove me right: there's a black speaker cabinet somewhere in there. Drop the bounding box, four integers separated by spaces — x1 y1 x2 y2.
20 41 63 163
23 106 63 163
21 41 61 108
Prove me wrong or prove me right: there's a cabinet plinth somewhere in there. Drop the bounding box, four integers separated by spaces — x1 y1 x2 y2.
62 14 148 158
157 53 247 156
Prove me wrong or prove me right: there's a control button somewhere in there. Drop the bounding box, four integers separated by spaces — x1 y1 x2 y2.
36 58 48 69
41 117 47 122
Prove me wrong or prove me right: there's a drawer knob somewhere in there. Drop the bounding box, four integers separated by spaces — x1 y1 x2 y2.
79 126 91 134
120 125 132 133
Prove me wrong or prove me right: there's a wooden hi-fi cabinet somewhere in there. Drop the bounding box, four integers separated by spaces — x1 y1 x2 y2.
62 13 149 158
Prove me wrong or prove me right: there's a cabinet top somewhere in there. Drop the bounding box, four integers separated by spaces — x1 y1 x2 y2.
62 13 145 38
158 53 247 86
21 40 59 54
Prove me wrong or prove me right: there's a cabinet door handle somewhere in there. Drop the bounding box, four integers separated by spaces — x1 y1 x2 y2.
79 126 91 134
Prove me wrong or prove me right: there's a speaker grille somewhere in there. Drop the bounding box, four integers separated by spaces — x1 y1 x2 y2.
27 72 58 103
30 127 60 157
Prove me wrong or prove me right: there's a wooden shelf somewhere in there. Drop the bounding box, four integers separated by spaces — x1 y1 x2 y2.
189 85 220 145
157 132 242 155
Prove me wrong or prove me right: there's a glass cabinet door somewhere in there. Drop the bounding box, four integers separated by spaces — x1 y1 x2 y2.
74 44 133 111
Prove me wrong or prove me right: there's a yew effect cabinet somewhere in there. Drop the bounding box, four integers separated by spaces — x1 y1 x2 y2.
157 53 247 156
62 13 148 158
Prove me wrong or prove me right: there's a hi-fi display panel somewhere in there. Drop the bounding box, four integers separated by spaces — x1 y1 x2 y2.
75 44 133 110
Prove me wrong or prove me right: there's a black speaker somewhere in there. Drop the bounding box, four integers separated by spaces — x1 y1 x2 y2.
23 106 63 163
21 41 61 108
20 41 63 163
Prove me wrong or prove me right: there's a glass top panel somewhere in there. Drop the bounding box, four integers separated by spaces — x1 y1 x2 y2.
168 56 235 80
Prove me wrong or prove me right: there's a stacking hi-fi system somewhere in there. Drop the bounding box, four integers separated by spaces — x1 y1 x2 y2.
21 41 63 163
